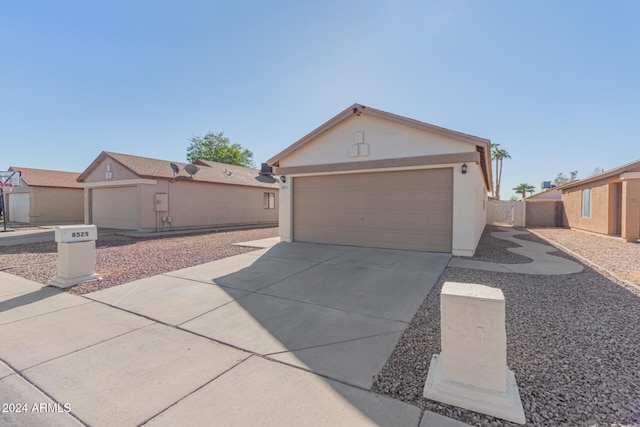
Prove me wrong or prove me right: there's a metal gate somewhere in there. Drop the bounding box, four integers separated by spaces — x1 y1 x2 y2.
490 201 514 225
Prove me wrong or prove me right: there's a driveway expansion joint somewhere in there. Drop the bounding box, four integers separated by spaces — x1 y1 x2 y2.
0 357 90 426
264 330 407 356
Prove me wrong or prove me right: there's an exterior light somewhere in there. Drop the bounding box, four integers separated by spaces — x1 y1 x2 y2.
280 175 287 183
461 164 468 174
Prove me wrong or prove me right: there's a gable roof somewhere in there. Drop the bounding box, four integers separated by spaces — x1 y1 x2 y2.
8 166 83 189
77 152 278 189
561 159 640 190
267 103 493 192
524 187 561 200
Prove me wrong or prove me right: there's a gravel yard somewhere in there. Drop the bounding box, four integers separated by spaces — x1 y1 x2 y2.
3 224 639 425
374 226 640 427
0 227 279 295
530 227 640 286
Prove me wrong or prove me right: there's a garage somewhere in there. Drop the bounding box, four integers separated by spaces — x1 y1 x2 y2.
91 186 139 230
293 168 453 252
268 103 493 256
8 193 30 223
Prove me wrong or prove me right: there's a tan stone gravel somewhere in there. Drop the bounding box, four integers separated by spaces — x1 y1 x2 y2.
374 226 640 426
0 227 279 295
530 227 640 287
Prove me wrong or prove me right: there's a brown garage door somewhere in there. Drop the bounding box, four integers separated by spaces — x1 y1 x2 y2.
293 168 453 252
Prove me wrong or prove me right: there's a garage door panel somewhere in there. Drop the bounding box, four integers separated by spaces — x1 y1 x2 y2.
92 187 138 229
293 169 453 252
9 193 30 223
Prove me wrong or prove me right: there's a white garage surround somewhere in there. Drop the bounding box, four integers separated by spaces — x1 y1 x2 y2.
279 162 486 256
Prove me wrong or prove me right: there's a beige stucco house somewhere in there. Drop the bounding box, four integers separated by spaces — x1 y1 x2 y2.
525 187 562 201
268 103 493 256
561 159 640 242
5 167 84 224
77 152 279 231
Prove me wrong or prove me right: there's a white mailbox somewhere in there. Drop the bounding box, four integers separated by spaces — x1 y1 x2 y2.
423 282 525 424
49 224 100 289
54 225 98 243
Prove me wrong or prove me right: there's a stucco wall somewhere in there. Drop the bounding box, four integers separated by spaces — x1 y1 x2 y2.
83 159 138 182
138 180 278 232
275 113 488 255
452 162 486 256
562 181 610 234
527 188 561 200
525 201 563 227
88 180 278 231
621 179 640 241
91 186 140 229
279 114 475 168
29 187 84 224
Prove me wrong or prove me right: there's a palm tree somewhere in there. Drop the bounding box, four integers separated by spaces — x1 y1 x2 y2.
490 143 500 198
513 183 536 200
492 145 511 200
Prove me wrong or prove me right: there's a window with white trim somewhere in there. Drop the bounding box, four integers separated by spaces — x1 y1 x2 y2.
581 188 591 218
264 192 275 209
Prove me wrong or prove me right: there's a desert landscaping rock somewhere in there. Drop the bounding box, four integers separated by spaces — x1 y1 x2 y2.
530 227 640 288
374 228 640 426
3 224 639 426
0 227 279 294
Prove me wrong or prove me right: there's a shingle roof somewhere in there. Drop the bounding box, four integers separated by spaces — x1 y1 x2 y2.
8 166 83 189
561 159 640 190
77 152 278 189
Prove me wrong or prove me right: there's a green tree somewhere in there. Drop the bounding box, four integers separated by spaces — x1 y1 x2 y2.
186 132 255 167
513 183 536 200
554 170 578 186
491 144 511 200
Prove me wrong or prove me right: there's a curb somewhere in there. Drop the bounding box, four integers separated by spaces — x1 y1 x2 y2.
115 223 278 238
526 228 640 293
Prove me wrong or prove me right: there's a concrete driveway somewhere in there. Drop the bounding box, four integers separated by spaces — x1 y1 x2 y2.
0 241 464 426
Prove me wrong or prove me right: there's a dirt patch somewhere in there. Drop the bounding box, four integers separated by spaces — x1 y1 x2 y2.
616 270 640 285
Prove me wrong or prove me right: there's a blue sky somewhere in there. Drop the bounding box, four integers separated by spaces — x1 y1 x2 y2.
2 0 638 199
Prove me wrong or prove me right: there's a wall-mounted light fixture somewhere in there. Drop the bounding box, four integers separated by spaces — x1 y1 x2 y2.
280 175 287 183
461 163 468 174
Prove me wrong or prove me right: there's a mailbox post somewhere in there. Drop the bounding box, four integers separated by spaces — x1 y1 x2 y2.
423 282 525 424
48 225 101 289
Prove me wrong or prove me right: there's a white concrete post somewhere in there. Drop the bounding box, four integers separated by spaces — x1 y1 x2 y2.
423 282 525 424
48 225 101 289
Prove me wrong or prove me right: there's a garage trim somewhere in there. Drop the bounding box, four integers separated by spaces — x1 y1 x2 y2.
278 152 478 176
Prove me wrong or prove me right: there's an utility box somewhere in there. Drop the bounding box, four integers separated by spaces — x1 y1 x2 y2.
49 225 101 289
155 193 168 212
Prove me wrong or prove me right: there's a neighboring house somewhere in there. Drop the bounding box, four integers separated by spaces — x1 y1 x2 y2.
523 187 564 228
77 152 278 231
5 166 84 225
525 187 562 201
561 159 640 242
267 103 493 256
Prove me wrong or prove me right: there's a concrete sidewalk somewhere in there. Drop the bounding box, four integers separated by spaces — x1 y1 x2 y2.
0 241 468 426
448 227 584 275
